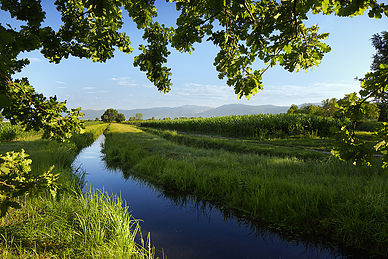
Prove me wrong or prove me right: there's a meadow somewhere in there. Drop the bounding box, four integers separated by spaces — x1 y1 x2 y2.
103 123 387 257
0 121 156 258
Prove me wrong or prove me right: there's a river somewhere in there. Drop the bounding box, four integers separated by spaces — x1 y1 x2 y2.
72 134 345 259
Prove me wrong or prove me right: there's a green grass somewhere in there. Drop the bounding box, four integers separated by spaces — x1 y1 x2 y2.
0 191 154 258
0 122 157 258
103 124 388 257
142 127 331 160
0 122 40 142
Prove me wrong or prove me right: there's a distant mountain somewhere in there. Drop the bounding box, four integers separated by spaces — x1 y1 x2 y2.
118 105 212 120
81 104 290 120
197 104 289 117
81 109 105 120
81 105 211 120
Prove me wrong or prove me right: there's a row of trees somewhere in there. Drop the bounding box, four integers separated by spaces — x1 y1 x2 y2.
100 109 144 122
287 95 381 121
101 109 126 123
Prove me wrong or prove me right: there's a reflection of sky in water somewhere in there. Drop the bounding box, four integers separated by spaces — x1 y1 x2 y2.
72 135 344 259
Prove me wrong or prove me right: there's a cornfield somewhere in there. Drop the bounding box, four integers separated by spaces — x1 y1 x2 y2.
140 114 346 138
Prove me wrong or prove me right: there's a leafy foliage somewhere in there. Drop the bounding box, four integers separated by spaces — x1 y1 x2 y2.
116 113 126 123
135 113 143 121
1 0 387 126
332 64 388 167
1 79 84 142
370 31 388 122
287 95 380 120
0 150 59 217
101 108 119 123
100 109 126 123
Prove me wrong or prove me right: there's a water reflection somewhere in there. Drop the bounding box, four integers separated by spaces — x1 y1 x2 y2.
73 134 348 259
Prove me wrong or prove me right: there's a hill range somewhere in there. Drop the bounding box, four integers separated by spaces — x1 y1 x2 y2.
81 104 290 120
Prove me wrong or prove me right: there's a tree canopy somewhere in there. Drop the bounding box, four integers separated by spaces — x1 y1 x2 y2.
101 108 118 122
1 0 387 141
287 95 380 120
370 31 388 122
0 0 387 167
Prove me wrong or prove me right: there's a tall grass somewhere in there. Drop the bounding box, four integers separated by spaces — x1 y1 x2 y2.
103 124 388 257
0 122 38 142
0 122 157 258
70 121 108 152
0 191 155 258
140 114 346 138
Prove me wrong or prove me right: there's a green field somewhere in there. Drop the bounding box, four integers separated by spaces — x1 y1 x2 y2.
0 122 156 258
103 123 387 257
139 113 347 138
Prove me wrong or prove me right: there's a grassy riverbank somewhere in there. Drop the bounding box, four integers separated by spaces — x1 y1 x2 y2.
0 122 156 258
103 123 388 257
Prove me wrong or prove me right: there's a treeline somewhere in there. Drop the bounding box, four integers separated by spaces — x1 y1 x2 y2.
140 113 346 138
287 93 384 121
99 109 144 122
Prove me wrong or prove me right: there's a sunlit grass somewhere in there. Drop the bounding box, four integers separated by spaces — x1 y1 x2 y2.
0 191 155 258
103 123 388 257
0 122 157 258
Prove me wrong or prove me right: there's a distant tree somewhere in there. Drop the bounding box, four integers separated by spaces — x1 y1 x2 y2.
135 113 143 121
116 113 126 123
337 93 380 120
287 104 299 114
370 32 388 122
371 32 388 72
95 117 99 121
297 104 320 115
128 116 136 121
151 116 155 120
321 98 338 117
101 108 119 123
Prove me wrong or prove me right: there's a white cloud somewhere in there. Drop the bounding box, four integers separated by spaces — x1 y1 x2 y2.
177 82 235 100
248 81 360 105
28 57 42 63
111 77 137 87
82 86 97 90
172 80 360 107
55 80 67 85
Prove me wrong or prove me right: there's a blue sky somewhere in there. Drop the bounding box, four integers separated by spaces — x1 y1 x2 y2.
1 2 387 109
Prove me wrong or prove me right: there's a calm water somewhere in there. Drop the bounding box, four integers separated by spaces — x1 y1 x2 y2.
72 134 345 259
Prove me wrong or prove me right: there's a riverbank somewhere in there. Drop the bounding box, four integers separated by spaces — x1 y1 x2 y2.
0 122 156 258
103 123 388 257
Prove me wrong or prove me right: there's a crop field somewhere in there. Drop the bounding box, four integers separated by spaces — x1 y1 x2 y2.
139 114 347 139
103 123 388 257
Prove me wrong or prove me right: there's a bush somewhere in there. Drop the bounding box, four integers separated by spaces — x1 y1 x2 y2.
0 123 21 142
355 121 384 132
